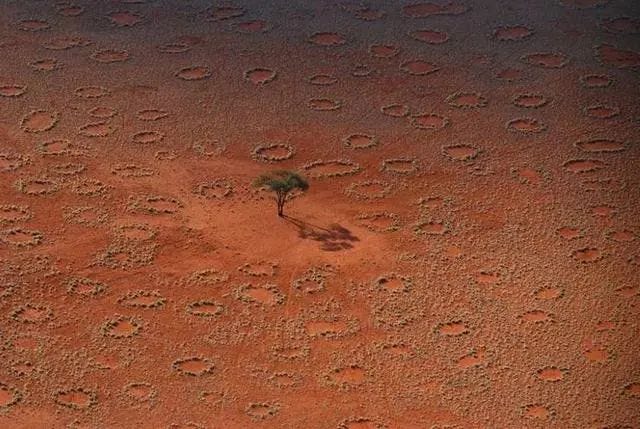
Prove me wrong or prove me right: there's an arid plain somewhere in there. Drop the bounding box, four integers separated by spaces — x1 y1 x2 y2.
0 0 639 428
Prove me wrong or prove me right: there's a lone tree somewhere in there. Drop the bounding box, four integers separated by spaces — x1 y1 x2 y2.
253 170 309 217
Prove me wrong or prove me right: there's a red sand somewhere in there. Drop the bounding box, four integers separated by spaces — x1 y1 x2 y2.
0 0 639 427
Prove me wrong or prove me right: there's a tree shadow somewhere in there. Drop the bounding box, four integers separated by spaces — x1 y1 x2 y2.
283 215 359 251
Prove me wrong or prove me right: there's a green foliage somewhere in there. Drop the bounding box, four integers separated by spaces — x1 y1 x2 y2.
253 170 309 192
253 170 309 216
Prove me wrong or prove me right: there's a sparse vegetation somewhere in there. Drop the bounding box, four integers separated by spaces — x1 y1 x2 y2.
2 2 637 426
253 170 309 217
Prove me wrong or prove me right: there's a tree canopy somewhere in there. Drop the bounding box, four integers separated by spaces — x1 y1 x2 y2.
253 170 309 217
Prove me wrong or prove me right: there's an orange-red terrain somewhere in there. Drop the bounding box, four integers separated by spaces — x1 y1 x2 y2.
0 0 639 428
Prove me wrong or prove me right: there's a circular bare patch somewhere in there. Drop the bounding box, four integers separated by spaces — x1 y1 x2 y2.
172 357 215 376
370 44 400 58
136 109 168 121
521 52 568 68
188 268 229 285
71 178 110 196
324 365 367 389
580 74 613 88
307 74 337 86
234 20 270 34
400 59 439 75
575 139 624 153
0 205 31 224
583 104 620 119
246 402 280 421
409 29 449 44
623 382 640 397
343 133 378 149
57 4 85 17
374 273 413 293
252 143 294 162
187 300 224 317
238 261 278 277
54 388 97 409
356 212 400 232
0 383 22 409
563 159 606 173
446 91 487 108
10 303 52 322
66 277 106 296
108 11 143 27
354 8 386 21
37 139 71 156
193 180 233 199
351 64 372 77
158 42 191 53
89 106 117 119
29 58 62 72
102 316 142 338
596 44 640 69
513 93 549 108
496 67 525 81
244 67 277 85
15 177 59 195
292 266 334 294
155 150 178 160
522 309 554 324
307 98 343 111
236 283 286 305
91 48 129 63
493 25 533 41
506 117 547 134
442 144 479 161
411 113 449 130
0 84 26 97
118 290 165 308
0 153 29 171
338 418 385 429
523 404 552 420
436 321 469 336
123 383 156 403
132 131 164 144
600 17 640 34
78 121 114 137
302 159 361 178
115 223 157 241
608 230 635 242
414 220 449 235
19 19 50 31
175 66 211 80
536 367 565 382
381 158 418 175
572 247 603 263
308 32 346 46
381 104 409 117
20 110 59 133
65 210 101 230
128 194 183 214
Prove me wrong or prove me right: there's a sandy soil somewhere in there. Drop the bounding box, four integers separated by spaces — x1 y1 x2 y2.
0 0 639 427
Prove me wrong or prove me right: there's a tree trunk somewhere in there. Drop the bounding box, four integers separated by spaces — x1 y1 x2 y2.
276 192 285 217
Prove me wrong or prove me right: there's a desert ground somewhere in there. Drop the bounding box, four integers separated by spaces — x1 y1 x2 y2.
0 0 639 427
